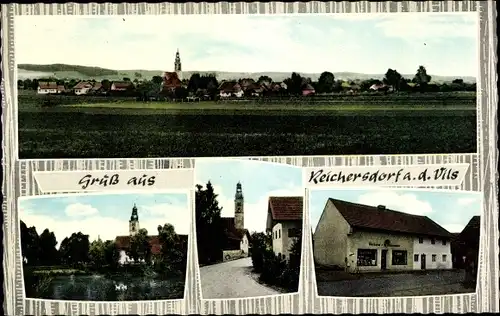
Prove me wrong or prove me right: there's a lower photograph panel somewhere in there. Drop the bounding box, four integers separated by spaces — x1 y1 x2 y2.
194 159 304 300
19 191 191 301
309 188 482 298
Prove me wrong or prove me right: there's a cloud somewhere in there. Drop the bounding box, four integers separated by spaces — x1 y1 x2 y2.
357 190 433 216
457 196 480 206
64 203 99 217
14 13 477 76
212 183 303 234
20 200 190 249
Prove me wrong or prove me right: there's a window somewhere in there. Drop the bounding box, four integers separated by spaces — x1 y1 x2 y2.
357 249 377 266
278 229 281 239
442 254 447 262
442 239 447 246
288 228 301 238
414 254 419 262
431 238 436 244
392 250 408 266
432 254 437 262
418 237 424 244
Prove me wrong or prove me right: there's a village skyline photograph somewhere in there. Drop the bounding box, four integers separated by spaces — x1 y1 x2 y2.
309 188 482 297
194 159 304 299
16 13 478 160
19 192 191 301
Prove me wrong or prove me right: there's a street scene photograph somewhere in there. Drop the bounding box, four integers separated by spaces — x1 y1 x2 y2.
15 13 477 159
194 159 304 299
19 192 190 301
309 188 482 297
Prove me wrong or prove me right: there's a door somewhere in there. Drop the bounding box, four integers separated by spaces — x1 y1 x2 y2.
421 254 426 270
381 249 388 270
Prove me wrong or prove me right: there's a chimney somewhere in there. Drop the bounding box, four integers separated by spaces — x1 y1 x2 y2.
377 205 386 210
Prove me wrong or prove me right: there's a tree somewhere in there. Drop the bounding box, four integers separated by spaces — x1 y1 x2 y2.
89 238 106 268
100 79 111 91
317 71 335 93
20 221 40 265
284 72 303 95
152 76 164 85
59 232 90 266
23 79 32 90
129 228 151 263
413 65 432 92
250 232 271 273
195 181 225 264
383 68 403 92
38 228 59 265
288 229 302 269
134 72 142 78
123 77 131 82
174 87 189 100
104 240 120 267
187 73 202 93
258 76 273 85
31 79 39 90
157 223 186 274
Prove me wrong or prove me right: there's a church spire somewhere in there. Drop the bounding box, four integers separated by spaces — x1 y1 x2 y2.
129 203 140 235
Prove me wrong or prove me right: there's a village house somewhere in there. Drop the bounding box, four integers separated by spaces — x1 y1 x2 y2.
266 196 303 262
161 72 182 92
454 216 480 282
313 198 453 273
37 81 64 94
218 81 244 98
90 82 104 94
73 81 94 95
110 81 134 92
302 83 315 96
114 204 188 265
220 182 251 261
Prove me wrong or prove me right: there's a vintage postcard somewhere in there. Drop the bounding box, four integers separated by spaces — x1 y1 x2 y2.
19 192 191 301
309 188 482 297
194 159 304 299
2 2 498 316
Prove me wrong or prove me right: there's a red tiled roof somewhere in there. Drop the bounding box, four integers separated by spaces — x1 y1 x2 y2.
218 81 239 92
112 81 134 89
268 196 303 221
73 81 93 90
38 81 58 89
328 198 452 238
114 233 189 256
162 72 182 89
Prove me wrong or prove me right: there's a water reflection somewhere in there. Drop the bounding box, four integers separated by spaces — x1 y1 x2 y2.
31 274 185 301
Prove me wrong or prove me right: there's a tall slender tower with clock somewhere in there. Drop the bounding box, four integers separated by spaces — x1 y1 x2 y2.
129 204 140 236
234 182 244 230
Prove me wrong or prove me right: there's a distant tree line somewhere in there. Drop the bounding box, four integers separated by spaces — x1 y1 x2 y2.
18 63 119 77
20 220 187 275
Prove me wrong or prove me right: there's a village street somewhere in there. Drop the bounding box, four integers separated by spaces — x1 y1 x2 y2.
200 257 280 299
316 269 474 297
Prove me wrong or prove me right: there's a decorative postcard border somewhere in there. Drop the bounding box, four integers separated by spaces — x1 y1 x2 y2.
2 1 498 315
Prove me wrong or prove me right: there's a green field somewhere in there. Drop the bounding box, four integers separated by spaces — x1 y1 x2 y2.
18 93 478 158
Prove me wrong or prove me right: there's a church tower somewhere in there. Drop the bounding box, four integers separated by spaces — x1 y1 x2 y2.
174 49 182 81
129 204 140 236
234 182 244 230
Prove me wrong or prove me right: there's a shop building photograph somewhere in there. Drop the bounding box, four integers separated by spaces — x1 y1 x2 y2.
309 188 482 297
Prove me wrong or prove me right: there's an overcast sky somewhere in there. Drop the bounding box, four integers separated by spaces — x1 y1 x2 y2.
15 12 477 76
310 189 482 234
195 159 303 234
19 192 190 247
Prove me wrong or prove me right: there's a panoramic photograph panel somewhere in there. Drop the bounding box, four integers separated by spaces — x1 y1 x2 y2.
15 13 477 159
194 159 304 299
310 189 482 297
19 192 190 301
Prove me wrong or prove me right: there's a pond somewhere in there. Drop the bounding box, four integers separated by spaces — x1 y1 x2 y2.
27 274 185 301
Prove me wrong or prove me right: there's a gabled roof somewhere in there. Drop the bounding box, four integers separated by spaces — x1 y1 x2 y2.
459 216 480 242
268 196 303 221
73 81 93 89
162 72 182 89
218 81 238 92
38 81 58 89
328 198 452 238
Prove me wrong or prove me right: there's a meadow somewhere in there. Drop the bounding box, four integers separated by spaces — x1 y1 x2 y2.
17 93 477 159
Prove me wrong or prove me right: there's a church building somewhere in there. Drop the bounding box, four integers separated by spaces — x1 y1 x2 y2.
114 204 188 264
161 49 183 92
220 182 252 261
